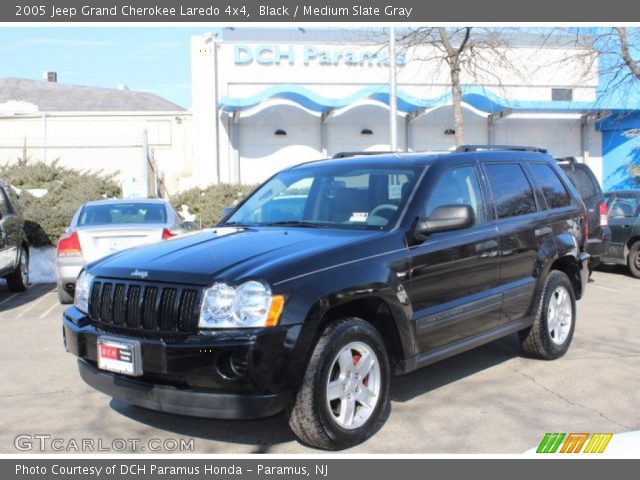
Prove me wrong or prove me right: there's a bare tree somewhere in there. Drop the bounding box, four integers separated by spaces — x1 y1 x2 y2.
437 27 470 146
396 27 521 146
616 27 640 81
566 27 640 102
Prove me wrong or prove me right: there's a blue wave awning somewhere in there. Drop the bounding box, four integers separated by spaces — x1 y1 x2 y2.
219 84 625 115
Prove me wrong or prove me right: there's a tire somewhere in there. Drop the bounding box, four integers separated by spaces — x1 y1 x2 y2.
627 241 640 279
57 283 74 304
5 246 29 293
288 317 391 450
520 270 576 360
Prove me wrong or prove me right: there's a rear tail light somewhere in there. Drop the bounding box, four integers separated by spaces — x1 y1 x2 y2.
57 231 82 257
599 201 609 227
162 228 176 240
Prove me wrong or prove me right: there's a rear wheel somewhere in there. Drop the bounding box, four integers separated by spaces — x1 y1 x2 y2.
288 317 390 450
520 270 576 359
5 246 29 292
57 283 74 304
627 241 640 279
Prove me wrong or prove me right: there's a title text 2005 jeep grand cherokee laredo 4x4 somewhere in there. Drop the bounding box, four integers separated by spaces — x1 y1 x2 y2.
63 146 589 449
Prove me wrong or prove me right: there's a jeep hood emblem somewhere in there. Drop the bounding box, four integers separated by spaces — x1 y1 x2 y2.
131 269 149 279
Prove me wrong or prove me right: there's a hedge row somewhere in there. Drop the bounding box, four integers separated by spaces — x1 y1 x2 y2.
1 158 256 247
169 183 257 228
0 159 121 247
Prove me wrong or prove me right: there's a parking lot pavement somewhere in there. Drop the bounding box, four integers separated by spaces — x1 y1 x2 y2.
1 269 639 454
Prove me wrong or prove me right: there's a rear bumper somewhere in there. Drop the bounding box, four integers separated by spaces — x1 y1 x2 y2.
585 227 611 266
56 259 84 289
578 252 590 299
77 359 290 419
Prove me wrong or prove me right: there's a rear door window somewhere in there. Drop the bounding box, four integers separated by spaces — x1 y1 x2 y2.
529 163 572 209
608 194 640 218
485 163 537 219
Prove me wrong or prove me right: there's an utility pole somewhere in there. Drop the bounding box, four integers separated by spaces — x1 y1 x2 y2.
389 27 398 152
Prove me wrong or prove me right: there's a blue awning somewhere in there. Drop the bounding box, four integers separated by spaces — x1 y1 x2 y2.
219 84 626 114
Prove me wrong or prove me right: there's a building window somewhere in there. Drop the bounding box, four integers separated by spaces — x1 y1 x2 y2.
552 88 573 101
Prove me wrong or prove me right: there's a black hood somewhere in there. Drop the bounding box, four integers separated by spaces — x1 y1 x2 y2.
87 226 382 286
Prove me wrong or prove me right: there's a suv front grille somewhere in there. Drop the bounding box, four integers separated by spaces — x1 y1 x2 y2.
88 280 201 334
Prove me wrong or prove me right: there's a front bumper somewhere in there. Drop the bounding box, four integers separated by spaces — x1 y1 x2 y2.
77 359 289 419
63 307 294 419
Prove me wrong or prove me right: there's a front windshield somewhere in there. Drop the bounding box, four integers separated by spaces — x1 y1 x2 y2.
224 165 421 230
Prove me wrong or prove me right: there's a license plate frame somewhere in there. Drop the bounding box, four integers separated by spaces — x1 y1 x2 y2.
97 336 143 377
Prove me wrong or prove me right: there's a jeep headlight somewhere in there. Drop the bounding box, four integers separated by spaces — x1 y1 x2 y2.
199 280 285 328
74 270 94 313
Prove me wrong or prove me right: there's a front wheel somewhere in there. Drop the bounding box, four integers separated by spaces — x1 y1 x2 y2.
627 241 640 279
288 317 390 450
520 270 576 359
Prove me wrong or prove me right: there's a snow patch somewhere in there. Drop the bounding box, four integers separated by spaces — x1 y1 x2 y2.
29 246 57 284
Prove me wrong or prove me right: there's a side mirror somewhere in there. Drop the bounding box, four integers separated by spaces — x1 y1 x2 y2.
417 204 475 235
180 221 197 231
222 206 234 218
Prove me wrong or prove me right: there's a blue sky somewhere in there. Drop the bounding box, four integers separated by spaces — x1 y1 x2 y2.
1 27 639 110
0 28 212 108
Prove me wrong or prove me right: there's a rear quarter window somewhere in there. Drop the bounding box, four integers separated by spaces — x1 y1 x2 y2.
529 163 572 209
560 165 599 200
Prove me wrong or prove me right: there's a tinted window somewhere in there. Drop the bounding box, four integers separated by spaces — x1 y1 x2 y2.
78 203 168 226
560 165 599 200
608 195 640 218
529 163 571 209
485 163 537 218
226 166 419 230
427 166 485 224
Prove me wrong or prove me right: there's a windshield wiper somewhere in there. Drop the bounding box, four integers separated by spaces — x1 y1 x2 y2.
259 220 324 228
219 221 252 227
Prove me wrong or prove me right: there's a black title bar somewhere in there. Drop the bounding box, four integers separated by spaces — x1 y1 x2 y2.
3 0 640 22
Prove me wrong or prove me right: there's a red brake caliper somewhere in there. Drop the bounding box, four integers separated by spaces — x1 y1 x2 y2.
352 353 369 387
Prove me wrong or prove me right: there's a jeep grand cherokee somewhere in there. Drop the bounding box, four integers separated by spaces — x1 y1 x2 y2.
63 146 589 449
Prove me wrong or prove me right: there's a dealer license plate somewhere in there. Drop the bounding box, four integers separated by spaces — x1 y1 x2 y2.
97 337 142 376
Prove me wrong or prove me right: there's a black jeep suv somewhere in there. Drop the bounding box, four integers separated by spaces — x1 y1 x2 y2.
0 179 29 292
63 146 589 449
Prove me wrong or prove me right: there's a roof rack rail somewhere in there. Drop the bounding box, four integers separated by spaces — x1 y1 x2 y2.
332 151 395 159
455 145 548 154
555 156 578 163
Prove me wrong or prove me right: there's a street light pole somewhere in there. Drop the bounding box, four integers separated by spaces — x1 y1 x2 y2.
389 27 398 152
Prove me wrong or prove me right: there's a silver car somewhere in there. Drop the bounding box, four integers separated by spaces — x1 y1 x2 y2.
56 198 185 303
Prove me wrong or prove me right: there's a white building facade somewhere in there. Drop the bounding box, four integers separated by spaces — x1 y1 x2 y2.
1 29 612 195
187 28 604 190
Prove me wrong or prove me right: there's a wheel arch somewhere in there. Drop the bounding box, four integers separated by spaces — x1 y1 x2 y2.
548 255 583 300
624 235 640 260
319 296 405 370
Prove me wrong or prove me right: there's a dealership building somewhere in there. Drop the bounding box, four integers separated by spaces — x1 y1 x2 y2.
1 28 639 194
